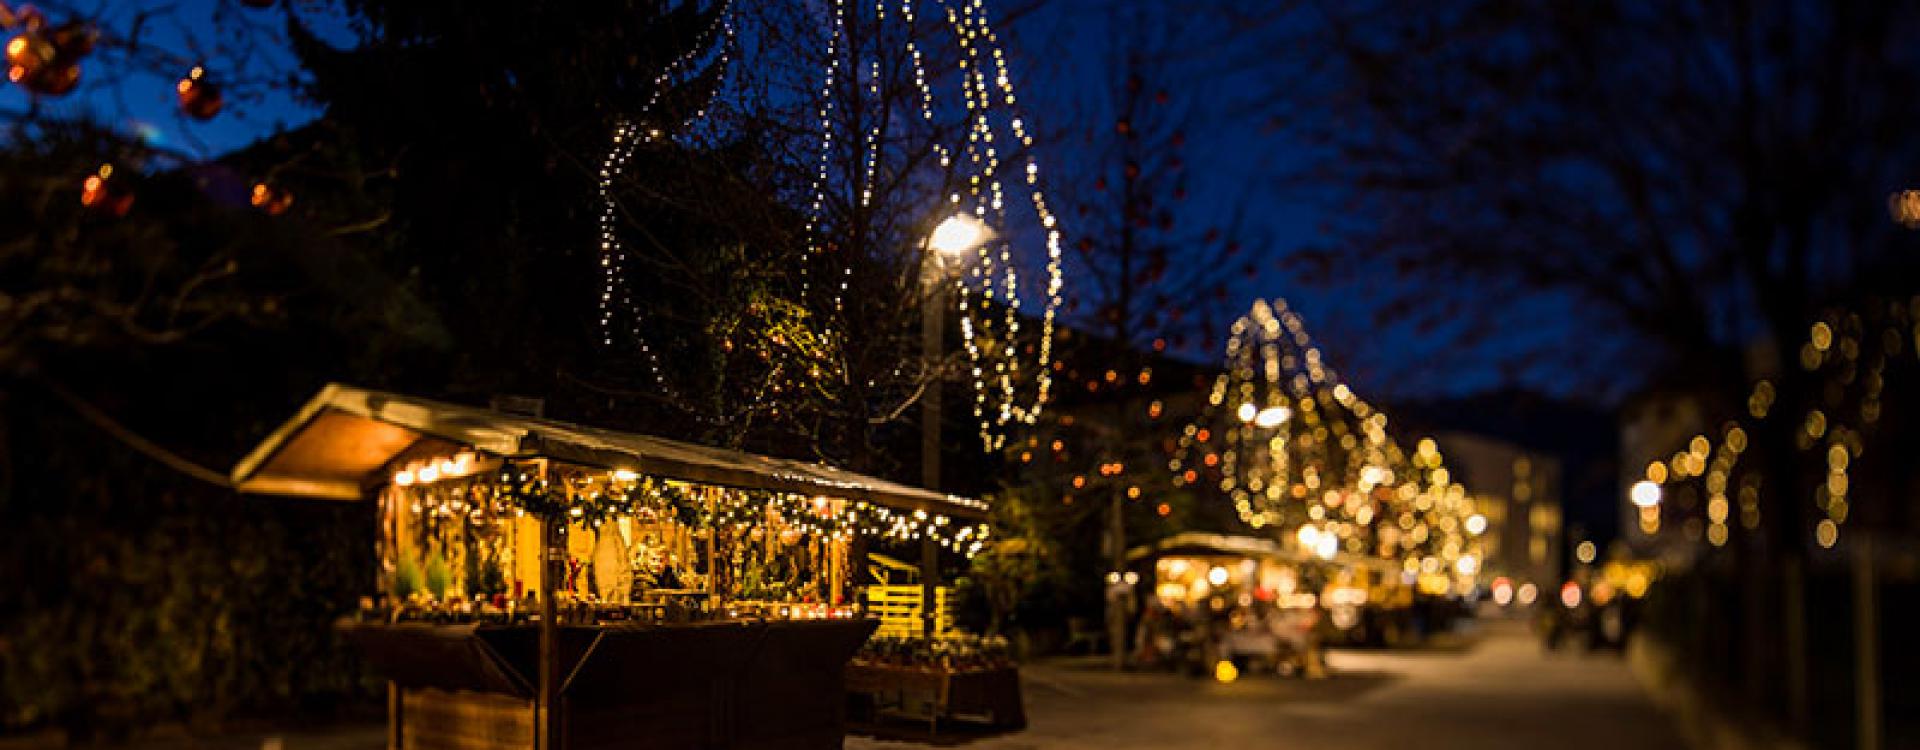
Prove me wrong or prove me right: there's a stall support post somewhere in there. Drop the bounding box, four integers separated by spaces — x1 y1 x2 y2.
539 515 563 750
921 535 939 638
387 681 402 750
919 249 946 640
1855 537 1882 750
706 488 719 610
1106 487 1126 671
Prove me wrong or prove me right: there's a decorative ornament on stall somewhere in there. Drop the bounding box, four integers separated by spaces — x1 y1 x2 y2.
250 182 293 215
176 66 223 120
80 163 134 216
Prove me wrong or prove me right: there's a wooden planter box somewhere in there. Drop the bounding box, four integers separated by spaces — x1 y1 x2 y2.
844 662 1026 736
340 618 877 750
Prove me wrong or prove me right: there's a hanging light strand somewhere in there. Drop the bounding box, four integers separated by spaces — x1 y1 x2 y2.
595 1 737 399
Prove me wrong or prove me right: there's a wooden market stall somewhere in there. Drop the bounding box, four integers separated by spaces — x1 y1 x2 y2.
231 384 992 750
1125 532 1415 672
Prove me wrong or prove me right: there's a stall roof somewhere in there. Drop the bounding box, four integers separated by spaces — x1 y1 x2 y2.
1125 532 1294 564
1125 531 1401 574
231 384 988 520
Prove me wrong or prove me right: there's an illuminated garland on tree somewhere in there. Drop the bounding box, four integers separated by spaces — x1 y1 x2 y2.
1637 296 1920 551
799 0 1066 451
1170 299 1483 580
594 0 736 395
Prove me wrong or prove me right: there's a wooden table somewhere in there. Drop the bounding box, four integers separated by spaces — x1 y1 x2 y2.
340 618 876 750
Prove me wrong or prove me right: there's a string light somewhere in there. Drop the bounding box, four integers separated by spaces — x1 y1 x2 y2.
1171 299 1482 581
1647 297 1920 552
793 0 1064 451
594 2 736 396
394 462 991 556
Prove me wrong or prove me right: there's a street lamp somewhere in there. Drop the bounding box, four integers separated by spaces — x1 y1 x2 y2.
929 213 990 260
1630 479 1663 508
918 212 990 638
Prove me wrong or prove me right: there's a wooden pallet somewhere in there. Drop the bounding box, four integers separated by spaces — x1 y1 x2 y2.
865 585 952 638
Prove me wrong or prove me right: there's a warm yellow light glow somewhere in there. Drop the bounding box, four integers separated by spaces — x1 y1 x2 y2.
1491 578 1514 605
1560 581 1582 609
1516 582 1539 605
1630 480 1662 508
1236 402 1258 422
1455 554 1479 576
929 213 990 257
612 469 640 482
1254 406 1291 428
393 469 416 487
1314 532 1339 561
1214 660 1239 683
1207 566 1230 587
1464 514 1487 536
1575 540 1597 564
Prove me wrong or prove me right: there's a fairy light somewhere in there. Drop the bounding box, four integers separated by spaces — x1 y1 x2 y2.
595 3 736 396
1172 298 1480 579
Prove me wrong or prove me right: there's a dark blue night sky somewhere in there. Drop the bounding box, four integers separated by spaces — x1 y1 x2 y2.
9 0 1592 406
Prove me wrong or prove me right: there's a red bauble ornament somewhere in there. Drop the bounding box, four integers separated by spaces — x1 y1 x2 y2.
6 18 93 97
176 67 223 120
80 164 134 217
250 182 293 215
13 61 78 95
48 21 96 57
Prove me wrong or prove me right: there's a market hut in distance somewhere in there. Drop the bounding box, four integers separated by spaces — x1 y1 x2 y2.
232 383 990 750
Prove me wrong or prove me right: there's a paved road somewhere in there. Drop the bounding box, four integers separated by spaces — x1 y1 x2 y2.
107 618 1682 750
851 618 1687 750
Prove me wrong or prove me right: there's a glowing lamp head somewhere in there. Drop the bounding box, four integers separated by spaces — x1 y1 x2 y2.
929 213 990 258
1213 660 1239 683
1206 566 1230 587
1236 402 1257 422
1465 514 1488 536
1254 406 1292 428
1630 480 1663 508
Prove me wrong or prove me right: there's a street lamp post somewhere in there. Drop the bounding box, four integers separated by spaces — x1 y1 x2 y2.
920 213 988 638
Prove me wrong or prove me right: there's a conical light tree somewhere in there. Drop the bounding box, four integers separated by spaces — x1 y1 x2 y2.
1171 299 1483 585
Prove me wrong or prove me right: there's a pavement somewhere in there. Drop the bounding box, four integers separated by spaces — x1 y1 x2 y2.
86 617 1684 750
849 618 1688 750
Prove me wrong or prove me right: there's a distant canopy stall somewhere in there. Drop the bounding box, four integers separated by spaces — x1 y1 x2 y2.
231 383 990 750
